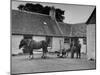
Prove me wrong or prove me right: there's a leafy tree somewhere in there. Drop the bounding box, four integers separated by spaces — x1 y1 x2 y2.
18 4 25 10
17 3 65 22
56 8 65 22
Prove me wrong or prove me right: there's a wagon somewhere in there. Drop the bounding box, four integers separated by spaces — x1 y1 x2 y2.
55 49 71 58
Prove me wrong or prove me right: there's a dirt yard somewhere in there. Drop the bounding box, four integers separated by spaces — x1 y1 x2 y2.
11 53 96 74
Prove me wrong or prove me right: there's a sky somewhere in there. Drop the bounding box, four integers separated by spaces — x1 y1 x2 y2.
12 0 95 24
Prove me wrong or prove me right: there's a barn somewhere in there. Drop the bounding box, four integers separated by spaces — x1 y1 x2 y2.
12 6 94 58
86 7 96 60
71 23 87 54
11 9 86 55
56 22 87 54
58 22 71 50
11 7 69 54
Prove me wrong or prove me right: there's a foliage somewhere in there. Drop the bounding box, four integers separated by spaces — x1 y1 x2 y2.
18 3 65 22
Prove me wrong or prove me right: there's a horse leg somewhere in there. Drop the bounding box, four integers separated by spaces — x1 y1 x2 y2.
71 52 74 58
41 47 47 59
31 51 34 59
29 50 34 59
43 52 47 59
31 53 34 59
29 54 31 59
44 53 47 58
66 51 69 57
79 50 81 59
41 52 45 58
76 52 78 59
64 53 66 58
77 49 81 59
71 50 75 58
42 53 45 58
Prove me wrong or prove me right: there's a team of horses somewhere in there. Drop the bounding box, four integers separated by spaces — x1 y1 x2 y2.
19 39 81 59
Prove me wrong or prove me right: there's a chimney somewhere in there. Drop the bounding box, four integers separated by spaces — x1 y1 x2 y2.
49 6 63 35
49 6 56 20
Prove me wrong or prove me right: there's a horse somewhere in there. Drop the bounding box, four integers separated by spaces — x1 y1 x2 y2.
70 41 81 59
19 39 49 59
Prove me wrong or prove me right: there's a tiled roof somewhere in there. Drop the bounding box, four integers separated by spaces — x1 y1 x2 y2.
58 22 86 37
71 23 86 37
86 7 96 24
12 10 62 36
12 10 86 37
58 22 71 37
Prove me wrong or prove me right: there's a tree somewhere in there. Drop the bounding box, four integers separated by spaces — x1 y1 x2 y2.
17 4 25 10
17 3 65 22
56 8 65 22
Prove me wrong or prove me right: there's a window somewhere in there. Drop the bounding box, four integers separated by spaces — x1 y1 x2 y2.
83 38 87 45
64 37 70 43
24 35 32 39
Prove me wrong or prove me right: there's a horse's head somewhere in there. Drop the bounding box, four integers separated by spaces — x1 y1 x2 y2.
19 39 28 49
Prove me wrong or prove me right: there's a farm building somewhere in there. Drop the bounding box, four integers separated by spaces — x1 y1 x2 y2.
71 23 87 54
11 6 87 55
86 7 96 60
58 22 71 50
58 22 87 53
11 7 72 54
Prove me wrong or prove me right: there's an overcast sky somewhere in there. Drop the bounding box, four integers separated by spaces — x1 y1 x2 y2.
12 0 95 24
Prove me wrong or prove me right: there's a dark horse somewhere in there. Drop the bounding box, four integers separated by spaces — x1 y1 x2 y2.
19 39 49 59
70 40 81 58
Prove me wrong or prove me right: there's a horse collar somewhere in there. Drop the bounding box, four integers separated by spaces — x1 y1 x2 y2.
28 39 32 46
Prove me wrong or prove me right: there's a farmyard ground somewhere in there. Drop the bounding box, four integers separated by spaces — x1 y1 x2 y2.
11 53 96 74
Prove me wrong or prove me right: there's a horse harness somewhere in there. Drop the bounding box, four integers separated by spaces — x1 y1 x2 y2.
27 39 32 47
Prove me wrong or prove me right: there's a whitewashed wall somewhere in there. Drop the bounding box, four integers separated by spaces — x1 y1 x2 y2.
79 38 86 54
33 36 66 52
11 35 23 54
64 43 70 49
87 24 96 59
32 36 70 52
12 35 66 53
32 36 46 41
51 37 64 52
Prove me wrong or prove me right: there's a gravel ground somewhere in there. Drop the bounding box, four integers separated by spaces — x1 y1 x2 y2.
11 53 96 74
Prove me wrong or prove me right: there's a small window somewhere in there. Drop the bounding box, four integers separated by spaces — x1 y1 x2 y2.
24 35 32 39
83 38 87 45
64 37 70 43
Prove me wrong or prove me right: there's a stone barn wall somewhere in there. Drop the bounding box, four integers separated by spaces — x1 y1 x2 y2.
64 43 70 50
32 36 46 41
87 24 96 59
11 35 23 54
51 37 64 52
79 38 86 54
